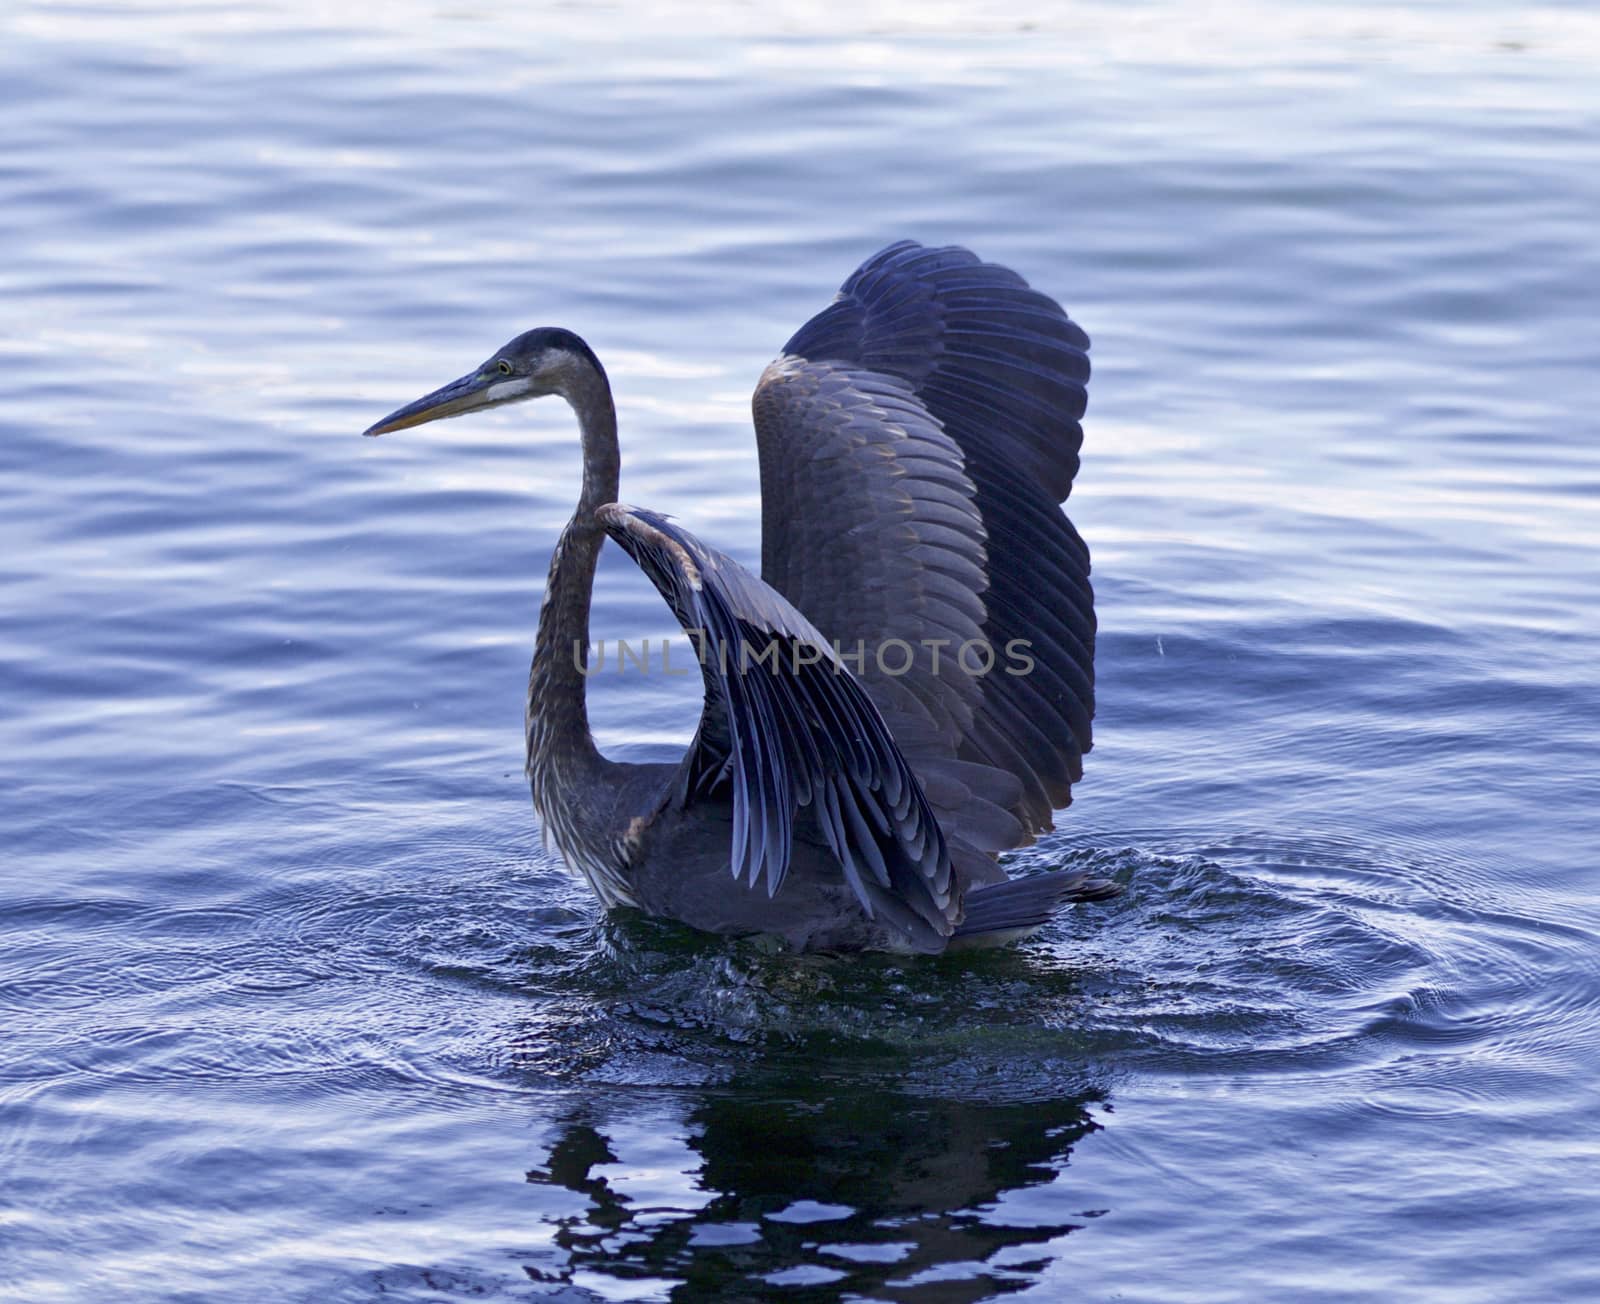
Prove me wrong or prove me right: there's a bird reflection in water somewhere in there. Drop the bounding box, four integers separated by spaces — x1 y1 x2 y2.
523 1084 1106 1300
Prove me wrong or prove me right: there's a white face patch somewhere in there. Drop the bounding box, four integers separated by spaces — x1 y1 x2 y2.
485 377 535 404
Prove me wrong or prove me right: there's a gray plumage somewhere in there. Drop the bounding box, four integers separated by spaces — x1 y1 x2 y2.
363 242 1116 953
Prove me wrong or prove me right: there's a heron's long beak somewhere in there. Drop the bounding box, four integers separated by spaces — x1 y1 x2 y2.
363 369 500 437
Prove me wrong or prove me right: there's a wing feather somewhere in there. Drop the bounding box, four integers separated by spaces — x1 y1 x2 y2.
596 503 958 949
756 240 1094 833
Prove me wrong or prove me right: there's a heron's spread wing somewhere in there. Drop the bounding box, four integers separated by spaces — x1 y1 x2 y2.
596 503 957 948
753 241 1093 833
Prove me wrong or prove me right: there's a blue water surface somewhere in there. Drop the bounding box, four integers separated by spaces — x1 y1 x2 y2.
3 2 1599 1300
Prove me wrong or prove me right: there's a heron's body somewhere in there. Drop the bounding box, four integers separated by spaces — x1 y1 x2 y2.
366 241 1116 953
635 796 913 951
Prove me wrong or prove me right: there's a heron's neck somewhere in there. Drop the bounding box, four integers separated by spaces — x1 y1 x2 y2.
526 364 620 820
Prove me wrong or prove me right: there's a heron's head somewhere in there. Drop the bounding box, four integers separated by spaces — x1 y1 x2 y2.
363 326 605 436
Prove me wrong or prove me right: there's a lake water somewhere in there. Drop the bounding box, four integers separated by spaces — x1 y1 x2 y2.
4 2 1599 1299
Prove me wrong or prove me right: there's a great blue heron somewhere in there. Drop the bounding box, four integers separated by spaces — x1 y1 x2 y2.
364 241 1113 953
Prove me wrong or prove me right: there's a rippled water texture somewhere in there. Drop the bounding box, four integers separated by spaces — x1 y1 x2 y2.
4 2 1599 1300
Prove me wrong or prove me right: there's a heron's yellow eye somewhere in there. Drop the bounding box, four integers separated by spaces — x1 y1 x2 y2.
496 359 513 376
